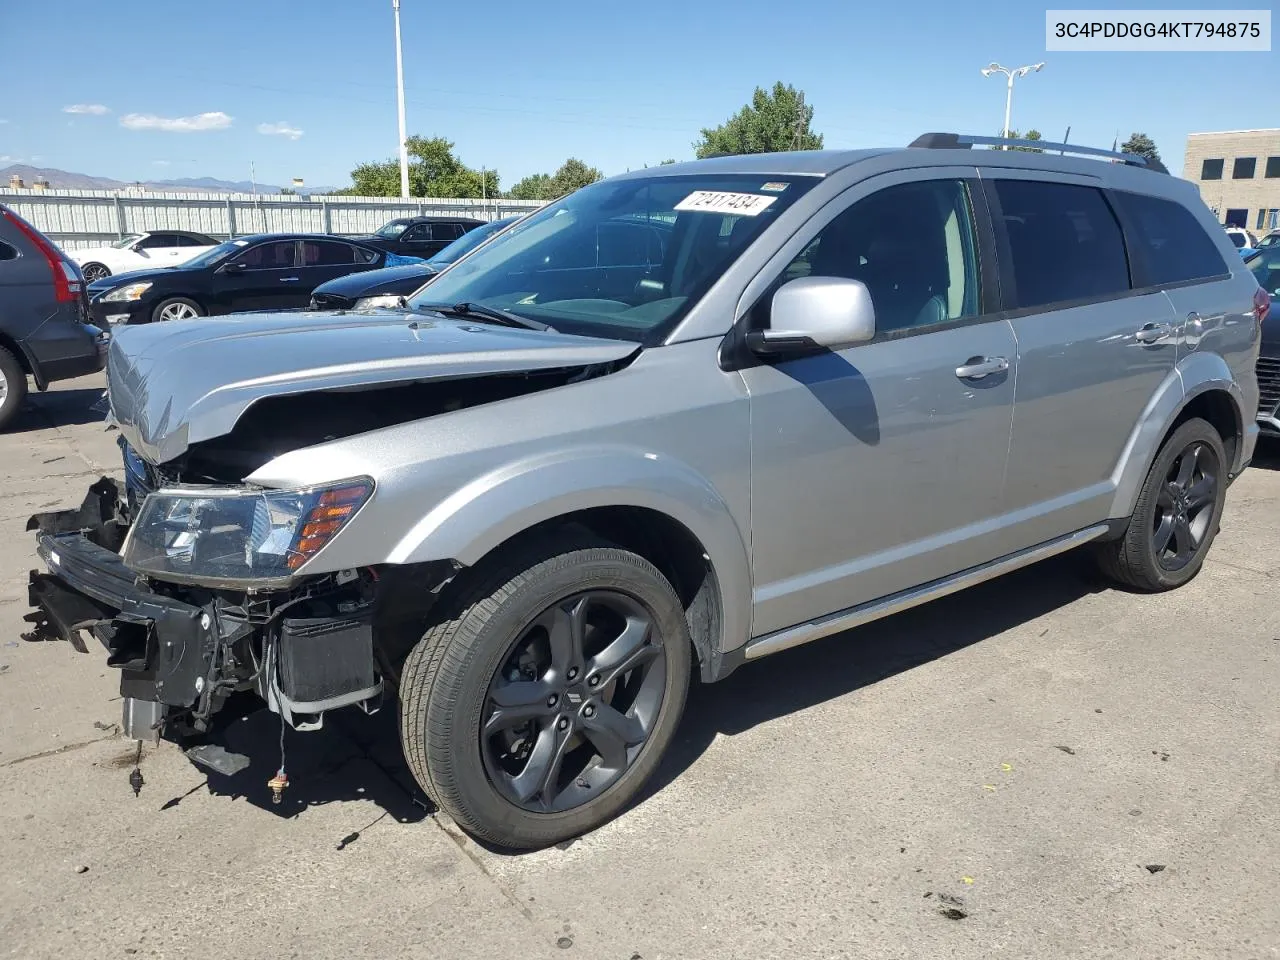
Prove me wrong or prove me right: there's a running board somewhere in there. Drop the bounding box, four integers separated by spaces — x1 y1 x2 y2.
744 525 1108 661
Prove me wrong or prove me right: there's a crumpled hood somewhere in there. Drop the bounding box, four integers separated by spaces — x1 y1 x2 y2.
107 310 639 464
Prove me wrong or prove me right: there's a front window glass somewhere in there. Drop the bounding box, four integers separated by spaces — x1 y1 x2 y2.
376 220 412 239
1248 250 1280 295
112 234 145 249
235 240 298 270
429 218 512 265
182 239 248 268
408 174 818 343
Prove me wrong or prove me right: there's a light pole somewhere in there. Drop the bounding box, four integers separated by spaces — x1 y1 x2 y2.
980 62 1045 146
392 0 410 198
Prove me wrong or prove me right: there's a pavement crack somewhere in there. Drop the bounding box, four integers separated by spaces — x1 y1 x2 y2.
432 816 542 931
2 733 118 768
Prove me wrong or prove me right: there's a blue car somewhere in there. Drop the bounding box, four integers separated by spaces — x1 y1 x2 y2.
310 216 522 310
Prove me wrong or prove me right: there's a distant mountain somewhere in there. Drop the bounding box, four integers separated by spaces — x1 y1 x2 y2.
0 163 341 195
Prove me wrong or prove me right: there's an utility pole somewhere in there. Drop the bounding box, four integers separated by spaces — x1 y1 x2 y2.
393 0 410 198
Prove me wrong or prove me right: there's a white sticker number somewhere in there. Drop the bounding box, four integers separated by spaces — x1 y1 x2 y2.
674 191 778 217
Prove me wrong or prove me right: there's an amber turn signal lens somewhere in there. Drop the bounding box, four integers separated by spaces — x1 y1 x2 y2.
285 481 373 571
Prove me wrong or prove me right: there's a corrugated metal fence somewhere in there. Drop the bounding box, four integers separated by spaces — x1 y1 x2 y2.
0 188 547 251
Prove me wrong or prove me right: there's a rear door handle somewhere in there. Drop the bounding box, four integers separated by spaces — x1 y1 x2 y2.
955 356 1009 380
1135 322 1172 343
278 276 300 282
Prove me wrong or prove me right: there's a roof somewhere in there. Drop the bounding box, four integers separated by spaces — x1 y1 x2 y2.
384 215 488 223
1187 129 1280 137
230 233 388 245
611 149 891 180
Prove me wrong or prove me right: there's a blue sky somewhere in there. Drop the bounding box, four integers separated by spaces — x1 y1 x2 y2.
1 0 1274 189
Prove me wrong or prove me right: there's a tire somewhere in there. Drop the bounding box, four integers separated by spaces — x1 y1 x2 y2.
0 345 28 432
1096 417 1228 591
400 533 692 850
80 262 111 283
151 297 203 323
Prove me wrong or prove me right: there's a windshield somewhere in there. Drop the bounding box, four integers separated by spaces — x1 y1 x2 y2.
112 234 145 249
427 218 515 265
407 174 817 343
181 239 248 269
1248 249 1280 295
1258 233 1280 248
376 219 412 239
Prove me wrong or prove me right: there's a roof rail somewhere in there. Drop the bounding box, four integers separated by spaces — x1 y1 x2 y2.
908 132 1169 174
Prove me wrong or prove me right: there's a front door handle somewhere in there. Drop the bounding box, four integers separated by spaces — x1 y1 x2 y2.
1135 322 1172 343
278 276 300 282
955 356 1009 380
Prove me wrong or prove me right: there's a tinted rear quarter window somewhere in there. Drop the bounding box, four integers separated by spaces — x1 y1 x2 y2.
992 180 1131 309
1113 192 1229 286
0 241 17 262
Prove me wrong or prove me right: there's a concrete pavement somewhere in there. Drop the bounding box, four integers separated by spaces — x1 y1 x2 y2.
1 376 1277 959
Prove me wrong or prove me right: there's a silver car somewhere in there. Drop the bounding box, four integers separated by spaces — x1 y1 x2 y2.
26 133 1267 850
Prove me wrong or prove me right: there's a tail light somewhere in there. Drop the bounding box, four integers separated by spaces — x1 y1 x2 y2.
1255 286 1271 328
0 208 84 303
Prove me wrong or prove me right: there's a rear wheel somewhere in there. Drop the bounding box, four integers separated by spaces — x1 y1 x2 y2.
0 345 28 431
1096 417 1227 591
151 297 203 323
399 534 691 850
80 262 111 282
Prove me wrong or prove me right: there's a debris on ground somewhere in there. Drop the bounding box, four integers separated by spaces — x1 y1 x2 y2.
92 720 117 732
74 865 88 874
940 907 968 920
1144 864 1166 874
556 936 573 948
1055 745 1076 755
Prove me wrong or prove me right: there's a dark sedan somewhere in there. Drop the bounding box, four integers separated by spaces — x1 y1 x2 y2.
354 216 487 259
310 215 521 310
88 234 394 326
1248 248 1280 436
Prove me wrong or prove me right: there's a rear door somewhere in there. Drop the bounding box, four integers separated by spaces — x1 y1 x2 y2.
296 240 381 299
986 174 1177 548
135 232 187 264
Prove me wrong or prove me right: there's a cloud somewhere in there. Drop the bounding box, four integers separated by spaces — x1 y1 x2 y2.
152 160 171 166
120 111 232 133
257 121 303 140
63 103 111 115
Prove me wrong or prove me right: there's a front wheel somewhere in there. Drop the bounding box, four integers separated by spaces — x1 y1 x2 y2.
80 262 111 283
399 534 691 850
1096 417 1228 591
151 297 203 323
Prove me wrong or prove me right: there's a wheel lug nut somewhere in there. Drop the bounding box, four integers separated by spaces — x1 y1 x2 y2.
567 668 578 681
588 675 600 687
583 705 595 718
547 694 558 707
557 717 569 730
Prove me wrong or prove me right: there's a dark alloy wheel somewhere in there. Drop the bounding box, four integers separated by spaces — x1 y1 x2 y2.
482 590 667 813
80 262 110 282
398 534 692 850
1151 439 1219 572
1096 416 1228 591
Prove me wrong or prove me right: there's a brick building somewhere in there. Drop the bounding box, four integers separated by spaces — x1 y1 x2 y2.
1182 129 1280 236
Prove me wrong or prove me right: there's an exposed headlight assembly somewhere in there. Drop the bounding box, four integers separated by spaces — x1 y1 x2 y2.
352 294 406 310
122 479 373 586
101 282 153 302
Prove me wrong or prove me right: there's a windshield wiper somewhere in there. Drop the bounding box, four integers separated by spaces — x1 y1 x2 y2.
418 301 551 332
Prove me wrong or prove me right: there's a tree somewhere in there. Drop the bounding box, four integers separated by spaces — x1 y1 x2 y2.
278 187 296 195
694 82 823 159
1004 128 1043 153
1120 132 1161 165
550 158 603 197
659 158 677 165
348 136 499 198
508 172 554 200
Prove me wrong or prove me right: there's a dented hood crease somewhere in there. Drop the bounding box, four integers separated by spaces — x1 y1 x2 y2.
107 310 638 464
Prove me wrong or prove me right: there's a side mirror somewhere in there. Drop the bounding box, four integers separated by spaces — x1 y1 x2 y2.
746 276 876 355
220 261 247 274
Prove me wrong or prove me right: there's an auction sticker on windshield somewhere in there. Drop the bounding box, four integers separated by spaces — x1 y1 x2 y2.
674 191 778 216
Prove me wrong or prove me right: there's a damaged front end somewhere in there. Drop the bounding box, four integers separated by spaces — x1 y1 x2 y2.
24 466 450 765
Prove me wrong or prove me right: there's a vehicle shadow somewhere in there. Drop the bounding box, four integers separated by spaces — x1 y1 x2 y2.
642 551 1106 804
170 696 434 828
8 388 107 433
1248 437 1280 470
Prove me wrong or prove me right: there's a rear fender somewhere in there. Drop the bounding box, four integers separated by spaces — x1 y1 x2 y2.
388 446 753 661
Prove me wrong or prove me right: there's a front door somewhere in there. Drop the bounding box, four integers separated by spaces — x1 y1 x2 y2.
211 239 304 313
986 176 1177 547
743 172 1018 638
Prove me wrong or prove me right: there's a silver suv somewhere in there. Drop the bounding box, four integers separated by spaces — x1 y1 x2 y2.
26 134 1267 850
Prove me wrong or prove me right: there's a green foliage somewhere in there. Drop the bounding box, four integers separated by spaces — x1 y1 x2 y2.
508 172 554 200
659 158 677 165
694 82 823 159
1120 132 1161 164
348 136 499 198
1004 129 1043 153
278 187 296 195
508 159 603 201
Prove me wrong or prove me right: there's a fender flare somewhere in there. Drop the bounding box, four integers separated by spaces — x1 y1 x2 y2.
388 445 754 663
1107 352 1247 519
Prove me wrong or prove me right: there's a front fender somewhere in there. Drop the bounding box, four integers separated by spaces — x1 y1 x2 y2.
1107 351 1248 519
388 445 754 660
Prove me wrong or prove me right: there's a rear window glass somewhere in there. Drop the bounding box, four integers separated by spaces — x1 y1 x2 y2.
0 241 17 261
1114 192 1229 286
993 180 1131 309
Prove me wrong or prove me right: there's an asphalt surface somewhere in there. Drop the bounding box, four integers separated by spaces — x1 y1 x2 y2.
1 374 1277 960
